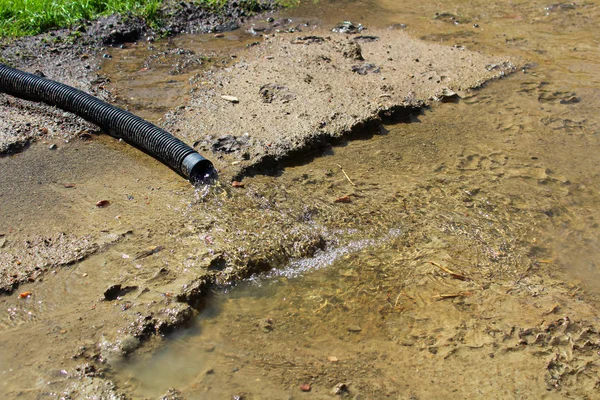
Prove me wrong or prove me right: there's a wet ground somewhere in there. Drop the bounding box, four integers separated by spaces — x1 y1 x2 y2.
2 0 600 398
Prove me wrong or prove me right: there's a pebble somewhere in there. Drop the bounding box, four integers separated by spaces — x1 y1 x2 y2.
333 383 349 395
221 95 239 103
48 144 57 150
347 325 362 332
328 356 339 362
204 344 216 352
95 200 110 208
334 195 352 203
300 384 311 392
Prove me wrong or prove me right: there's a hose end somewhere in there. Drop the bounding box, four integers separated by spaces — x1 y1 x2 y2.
181 152 217 184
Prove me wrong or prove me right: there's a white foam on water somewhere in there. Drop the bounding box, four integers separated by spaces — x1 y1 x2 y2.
249 227 403 283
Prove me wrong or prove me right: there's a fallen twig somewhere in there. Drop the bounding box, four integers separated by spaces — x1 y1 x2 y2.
428 260 469 281
433 292 473 301
394 293 402 308
337 164 356 186
314 299 329 314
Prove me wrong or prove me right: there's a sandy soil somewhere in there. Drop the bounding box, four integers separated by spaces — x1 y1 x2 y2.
164 27 515 177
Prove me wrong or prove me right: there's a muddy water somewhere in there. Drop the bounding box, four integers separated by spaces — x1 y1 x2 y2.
102 30 262 121
102 1 600 397
2 0 600 398
114 78 600 397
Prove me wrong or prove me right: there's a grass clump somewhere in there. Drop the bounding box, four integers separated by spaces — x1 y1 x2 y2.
0 0 163 38
0 0 295 39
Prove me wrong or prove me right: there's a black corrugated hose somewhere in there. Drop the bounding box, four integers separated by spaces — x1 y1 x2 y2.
0 63 215 184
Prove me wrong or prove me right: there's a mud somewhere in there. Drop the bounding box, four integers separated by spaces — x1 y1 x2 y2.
0 7 514 293
164 27 515 178
0 0 279 156
2 0 600 399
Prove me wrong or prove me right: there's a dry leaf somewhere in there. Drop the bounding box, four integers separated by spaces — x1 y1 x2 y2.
334 195 352 203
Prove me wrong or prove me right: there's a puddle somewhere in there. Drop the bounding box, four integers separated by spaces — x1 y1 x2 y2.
116 74 600 398
112 70 600 397
2 0 600 397
101 29 271 121
103 1 600 395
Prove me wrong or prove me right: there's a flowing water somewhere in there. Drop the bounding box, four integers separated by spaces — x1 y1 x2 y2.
2 0 600 398
99 1 600 397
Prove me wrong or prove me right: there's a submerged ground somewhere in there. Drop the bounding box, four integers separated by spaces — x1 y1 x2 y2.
1 0 600 398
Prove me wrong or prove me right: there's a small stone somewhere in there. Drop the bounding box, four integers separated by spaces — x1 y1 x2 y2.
260 318 274 332
96 200 110 208
300 384 311 392
160 388 182 400
560 96 580 105
79 132 92 141
204 344 216 352
328 356 339 362
333 383 349 395
347 325 362 332
351 63 380 75
214 33 225 38
334 195 352 203
221 95 239 103
48 144 57 150
231 181 245 188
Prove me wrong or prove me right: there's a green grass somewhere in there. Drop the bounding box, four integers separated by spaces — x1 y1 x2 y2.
0 0 296 39
0 0 163 38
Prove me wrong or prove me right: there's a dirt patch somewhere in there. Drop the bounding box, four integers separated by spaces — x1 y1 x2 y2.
0 0 280 156
165 27 516 179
